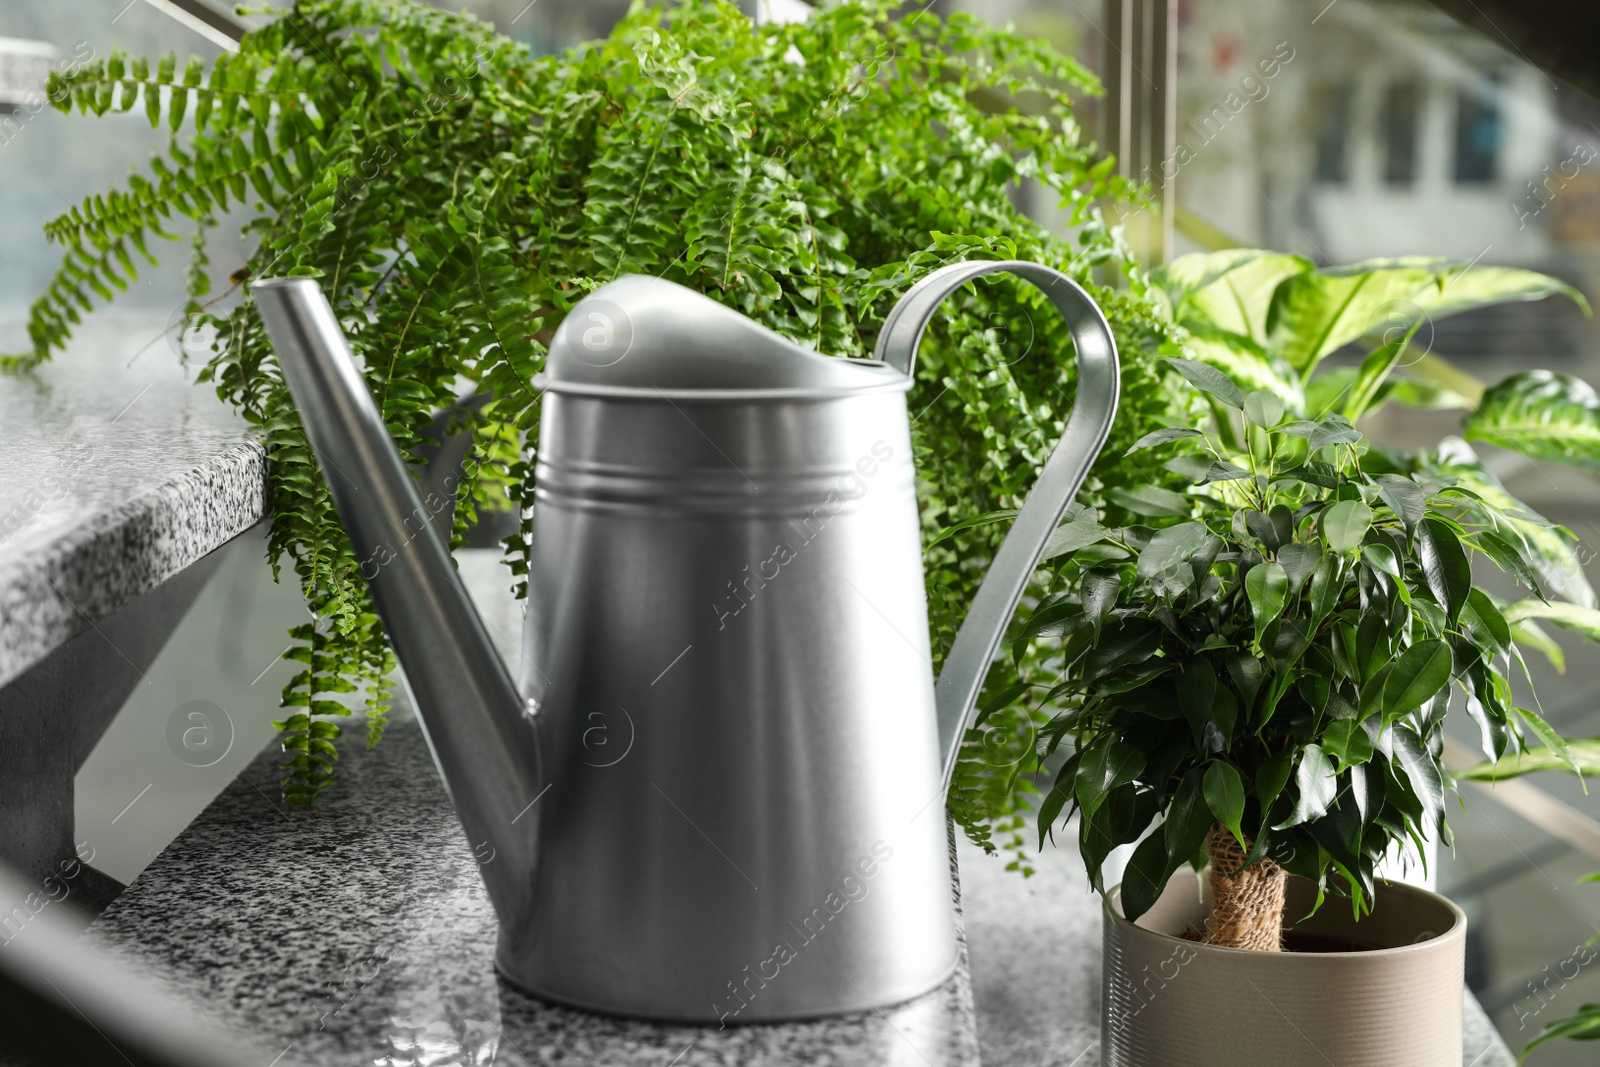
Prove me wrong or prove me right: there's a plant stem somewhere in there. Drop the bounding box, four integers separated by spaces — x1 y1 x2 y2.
1201 825 1287 951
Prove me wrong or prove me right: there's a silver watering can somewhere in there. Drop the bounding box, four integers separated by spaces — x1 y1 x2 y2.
254 260 1119 1023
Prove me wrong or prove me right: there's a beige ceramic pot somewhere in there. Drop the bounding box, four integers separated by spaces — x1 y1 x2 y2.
1102 866 1467 1067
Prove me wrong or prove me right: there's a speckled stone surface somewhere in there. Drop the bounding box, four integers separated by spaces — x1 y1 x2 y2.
958 833 1516 1066
0 315 265 688
84 702 980 1067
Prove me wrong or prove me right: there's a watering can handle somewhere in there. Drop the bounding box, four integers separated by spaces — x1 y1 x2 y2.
873 260 1121 793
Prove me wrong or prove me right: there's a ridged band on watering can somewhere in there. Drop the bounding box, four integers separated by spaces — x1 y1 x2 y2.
253 260 1118 1022
1103 867 1467 1067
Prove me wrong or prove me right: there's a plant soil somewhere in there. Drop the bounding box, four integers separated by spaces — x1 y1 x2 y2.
1280 931 1379 953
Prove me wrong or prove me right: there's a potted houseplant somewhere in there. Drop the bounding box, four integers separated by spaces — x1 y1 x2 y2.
1034 367 1483 1064
1010 249 1600 1065
949 251 1600 873
7 0 1204 808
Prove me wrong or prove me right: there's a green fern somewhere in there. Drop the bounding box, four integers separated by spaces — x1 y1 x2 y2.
16 0 1196 853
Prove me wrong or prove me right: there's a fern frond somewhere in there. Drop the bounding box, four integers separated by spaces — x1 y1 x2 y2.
19 0 1193 849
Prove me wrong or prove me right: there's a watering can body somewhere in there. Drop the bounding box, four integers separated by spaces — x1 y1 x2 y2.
254 261 1119 1022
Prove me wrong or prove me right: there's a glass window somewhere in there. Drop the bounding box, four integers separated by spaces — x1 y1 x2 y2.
1454 76 1503 183
1381 79 1421 185
1314 81 1356 184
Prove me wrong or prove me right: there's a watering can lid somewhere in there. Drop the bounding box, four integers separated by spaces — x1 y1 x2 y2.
539 276 907 398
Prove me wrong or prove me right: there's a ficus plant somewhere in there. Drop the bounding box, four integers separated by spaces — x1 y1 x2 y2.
950 248 1600 892
10 0 1199 819
1026 356 1600 946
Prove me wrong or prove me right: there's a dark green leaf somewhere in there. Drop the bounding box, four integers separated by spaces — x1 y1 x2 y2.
927 509 1017 549
1475 531 1545 597
1095 659 1176 695
1391 725 1445 836
1417 517 1471 625
1362 542 1402 583
1256 749 1294 812
1125 427 1205 454
1039 751 1084 848
1373 473 1425 528
974 682 1029 728
1311 413 1362 451
1109 485 1192 518
1348 761 1383 829
1269 504 1295 547
1517 708 1583 779
1165 769 1214 864
1323 500 1373 554
1381 639 1453 722
1204 762 1246 847
1075 739 1145 821
1211 686 1239 743
1162 356 1244 408
1462 681 1512 764
1245 561 1289 653
1460 588 1511 654
1275 463 1341 489
1016 598 1086 644
1228 652 1264 718
1175 656 1219 750
1084 619 1164 682
1245 510 1282 551
1201 459 1252 484
1425 438 1594 608
1275 744 1337 829
1308 792 1366 878
1118 832 1176 922
1277 542 1324 592
1136 521 1210 597
1308 553 1343 621
1321 718 1374 771
1357 612 1390 681
1081 570 1121 636
1079 782 1158 887
1043 520 1110 560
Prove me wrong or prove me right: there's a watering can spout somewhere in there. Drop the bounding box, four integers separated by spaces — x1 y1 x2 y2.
253 277 542 922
